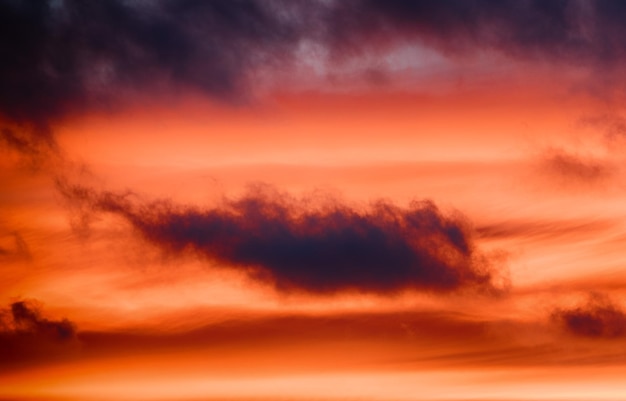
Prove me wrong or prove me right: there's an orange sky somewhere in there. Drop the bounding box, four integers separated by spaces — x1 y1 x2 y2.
3 2 626 400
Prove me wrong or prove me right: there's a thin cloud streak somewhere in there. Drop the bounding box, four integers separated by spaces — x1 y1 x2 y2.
477 218 615 241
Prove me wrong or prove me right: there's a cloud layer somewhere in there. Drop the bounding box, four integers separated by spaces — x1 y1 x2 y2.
4 0 626 158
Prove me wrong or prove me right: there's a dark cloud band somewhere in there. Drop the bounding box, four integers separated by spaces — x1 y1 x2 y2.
4 0 626 157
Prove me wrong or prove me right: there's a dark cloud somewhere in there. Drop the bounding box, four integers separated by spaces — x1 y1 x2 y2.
331 0 575 56
9 301 75 340
4 1 626 159
326 0 626 70
58 182 503 295
0 0 318 160
552 294 626 339
0 300 78 369
73 309 626 369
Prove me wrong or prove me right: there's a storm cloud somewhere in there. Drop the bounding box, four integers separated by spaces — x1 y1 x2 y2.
58 182 502 294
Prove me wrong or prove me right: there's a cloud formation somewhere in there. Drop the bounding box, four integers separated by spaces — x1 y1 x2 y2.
58 182 503 294
0 0 313 160
0 301 78 369
552 294 626 339
348 0 626 64
4 0 626 158
540 150 612 184
477 218 613 242
0 0 304 124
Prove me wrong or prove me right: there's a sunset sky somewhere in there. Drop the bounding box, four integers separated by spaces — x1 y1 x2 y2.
3 1 626 400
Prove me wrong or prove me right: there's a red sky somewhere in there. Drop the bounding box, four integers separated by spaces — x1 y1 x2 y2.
2 1 626 400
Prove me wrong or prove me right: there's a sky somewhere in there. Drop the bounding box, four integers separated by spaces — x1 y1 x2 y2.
2 1 626 400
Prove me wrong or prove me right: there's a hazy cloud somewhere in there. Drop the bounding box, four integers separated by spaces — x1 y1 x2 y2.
477 217 613 241
533 149 615 188
552 294 626 338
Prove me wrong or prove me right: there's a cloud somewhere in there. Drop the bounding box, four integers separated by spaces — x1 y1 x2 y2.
0 300 78 369
3 1 626 159
72 309 626 369
8 301 75 340
552 294 626 338
0 0 306 123
0 231 32 262
477 217 613 241
529 148 615 190
0 0 318 160
542 150 611 182
58 182 504 295
329 0 626 66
